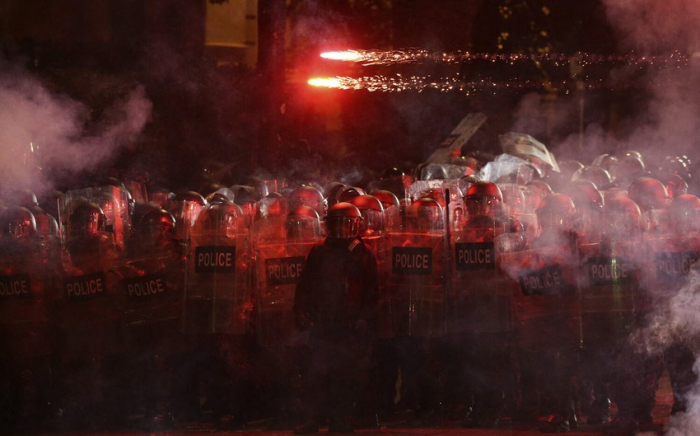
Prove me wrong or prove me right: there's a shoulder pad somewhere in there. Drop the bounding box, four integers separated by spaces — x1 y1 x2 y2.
348 239 363 252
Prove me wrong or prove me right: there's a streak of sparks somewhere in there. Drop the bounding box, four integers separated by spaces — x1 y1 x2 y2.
307 74 678 94
319 49 691 67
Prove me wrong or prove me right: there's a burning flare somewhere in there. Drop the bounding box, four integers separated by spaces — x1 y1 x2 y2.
320 50 364 62
308 77 344 88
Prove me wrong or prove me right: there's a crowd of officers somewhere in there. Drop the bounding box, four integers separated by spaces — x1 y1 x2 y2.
0 150 698 436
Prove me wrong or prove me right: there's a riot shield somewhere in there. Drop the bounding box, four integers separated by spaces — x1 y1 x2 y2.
57 237 125 361
362 234 392 338
642 234 700 305
0 251 54 361
500 244 581 352
448 225 513 334
251 215 287 245
577 240 640 349
385 230 446 338
117 251 186 355
253 240 316 347
182 230 252 335
57 186 132 248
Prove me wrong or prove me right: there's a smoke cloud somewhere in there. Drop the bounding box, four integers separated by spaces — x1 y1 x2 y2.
504 0 700 170
0 57 152 198
593 1 700 434
605 0 700 162
602 0 700 54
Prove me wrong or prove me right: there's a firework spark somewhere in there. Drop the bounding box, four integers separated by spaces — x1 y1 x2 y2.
308 74 677 94
319 48 690 67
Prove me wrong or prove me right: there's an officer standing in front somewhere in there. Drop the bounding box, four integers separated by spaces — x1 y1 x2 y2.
292 202 379 434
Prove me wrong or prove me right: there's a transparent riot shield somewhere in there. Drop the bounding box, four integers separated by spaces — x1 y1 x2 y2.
448 225 514 334
499 182 538 241
578 240 640 349
117 252 186 355
361 234 392 338
0 252 54 361
385 230 446 338
254 240 316 347
182 228 252 335
57 186 132 248
643 234 700 306
408 179 467 228
251 215 287 246
57 238 125 361
500 243 581 352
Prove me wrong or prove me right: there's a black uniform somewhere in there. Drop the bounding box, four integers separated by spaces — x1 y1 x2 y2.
293 236 379 433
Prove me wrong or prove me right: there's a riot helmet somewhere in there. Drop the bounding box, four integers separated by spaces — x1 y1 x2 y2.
168 190 206 241
572 166 612 190
200 182 226 199
627 176 669 212
0 206 37 238
659 155 691 183
350 194 385 234
591 153 618 173
286 205 321 241
465 181 503 218
325 202 363 240
194 201 244 238
524 180 552 211
536 193 576 232
657 172 688 200
290 185 326 217
406 197 444 231
603 196 642 237
381 166 405 180
33 209 59 240
69 201 106 238
259 192 288 218
137 208 176 246
549 160 585 190
370 189 400 210
323 182 347 208
336 186 366 204
562 179 604 211
611 155 645 188
668 194 700 233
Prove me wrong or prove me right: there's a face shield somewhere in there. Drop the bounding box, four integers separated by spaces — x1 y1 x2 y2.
286 216 321 241
466 194 500 219
325 215 362 239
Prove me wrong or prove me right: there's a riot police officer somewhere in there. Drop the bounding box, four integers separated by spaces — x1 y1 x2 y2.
0 207 55 431
448 181 520 428
501 193 581 433
293 202 378 434
55 199 126 430
121 208 185 429
252 205 322 427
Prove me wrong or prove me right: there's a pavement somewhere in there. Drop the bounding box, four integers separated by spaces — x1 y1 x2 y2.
14 373 675 436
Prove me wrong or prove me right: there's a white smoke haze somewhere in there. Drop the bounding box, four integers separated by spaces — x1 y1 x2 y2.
592 2 700 434
0 58 152 198
503 0 700 173
629 268 700 436
601 0 700 54
601 0 700 162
